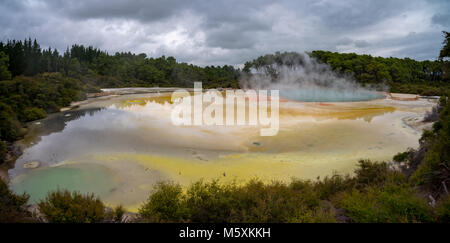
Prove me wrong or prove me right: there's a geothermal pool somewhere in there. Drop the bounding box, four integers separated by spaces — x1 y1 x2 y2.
8 89 436 211
280 88 384 102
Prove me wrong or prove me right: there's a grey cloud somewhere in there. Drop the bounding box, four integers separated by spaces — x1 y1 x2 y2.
0 0 449 65
390 32 443 60
44 0 187 22
335 37 354 46
354 40 371 48
432 14 450 27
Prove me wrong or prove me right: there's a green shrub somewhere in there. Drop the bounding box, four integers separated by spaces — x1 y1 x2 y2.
23 107 46 122
139 182 188 222
0 179 33 222
136 159 443 223
393 150 411 162
184 180 237 223
287 201 337 223
419 129 434 144
411 97 450 192
113 205 125 222
337 183 432 223
354 159 389 187
183 179 328 223
313 173 355 200
0 102 23 141
139 179 336 223
0 140 6 162
435 195 450 223
38 190 105 223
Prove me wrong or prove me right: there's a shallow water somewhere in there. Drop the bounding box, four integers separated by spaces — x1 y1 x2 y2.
280 88 384 102
8 90 436 211
10 163 119 204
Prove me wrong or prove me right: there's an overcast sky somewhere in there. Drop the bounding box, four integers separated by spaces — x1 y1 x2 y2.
0 0 449 66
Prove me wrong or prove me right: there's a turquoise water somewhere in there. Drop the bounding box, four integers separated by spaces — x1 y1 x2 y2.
280 89 384 102
10 163 119 204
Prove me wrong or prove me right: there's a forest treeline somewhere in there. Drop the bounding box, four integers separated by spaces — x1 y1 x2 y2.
0 39 240 88
311 50 449 96
243 35 449 96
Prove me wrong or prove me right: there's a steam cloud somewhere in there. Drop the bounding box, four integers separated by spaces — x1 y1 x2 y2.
240 53 385 102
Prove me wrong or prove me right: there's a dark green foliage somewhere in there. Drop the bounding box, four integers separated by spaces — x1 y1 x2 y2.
0 179 33 222
104 204 127 222
0 102 24 141
184 180 236 222
435 195 450 223
333 160 427 223
242 51 308 80
310 50 443 86
2 37 447 93
440 31 450 61
139 179 336 223
0 39 240 89
38 190 105 223
394 151 411 162
439 31 450 82
0 140 6 162
23 107 46 122
0 72 88 142
243 50 448 96
354 160 390 187
0 51 11 80
390 83 448 96
138 158 429 223
113 205 125 222
411 97 450 193
313 173 355 200
230 180 335 223
337 183 432 223
139 182 188 222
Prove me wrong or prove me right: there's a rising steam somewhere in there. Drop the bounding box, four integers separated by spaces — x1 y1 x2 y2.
240 52 385 102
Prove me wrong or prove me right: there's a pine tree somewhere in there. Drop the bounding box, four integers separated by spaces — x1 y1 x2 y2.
0 51 11 80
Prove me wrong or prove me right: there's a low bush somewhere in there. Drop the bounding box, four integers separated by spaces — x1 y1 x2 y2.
113 205 125 222
139 179 336 223
337 183 432 223
38 190 105 223
313 173 355 200
354 160 390 187
0 102 24 141
393 150 412 162
0 140 6 162
184 180 237 223
411 97 450 193
0 179 33 222
139 182 188 222
23 107 46 122
435 195 450 223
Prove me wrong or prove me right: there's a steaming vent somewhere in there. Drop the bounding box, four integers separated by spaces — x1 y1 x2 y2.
240 52 385 102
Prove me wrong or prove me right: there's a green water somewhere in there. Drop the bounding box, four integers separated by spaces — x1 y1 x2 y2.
10 163 119 204
280 89 384 102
